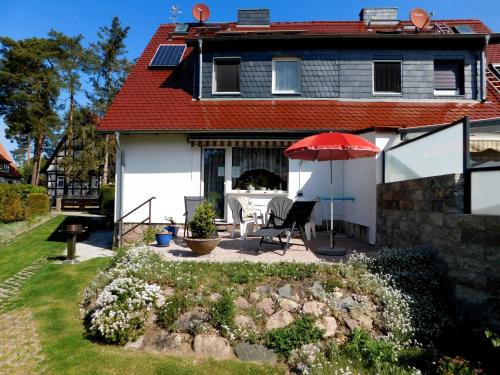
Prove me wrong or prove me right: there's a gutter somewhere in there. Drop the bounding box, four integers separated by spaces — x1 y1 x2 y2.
198 39 203 100
114 131 125 222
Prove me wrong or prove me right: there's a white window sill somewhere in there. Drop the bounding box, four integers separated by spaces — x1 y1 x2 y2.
433 90 463 97
212 92 241 95
272 91 301 95
373 92 403 96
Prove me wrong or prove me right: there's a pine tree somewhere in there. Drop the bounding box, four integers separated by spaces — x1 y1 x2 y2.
87 16 132 184
0 37 62 185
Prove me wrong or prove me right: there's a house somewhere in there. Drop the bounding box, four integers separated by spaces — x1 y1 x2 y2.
40 135 103 208
0 143 22 184
98 7 500 244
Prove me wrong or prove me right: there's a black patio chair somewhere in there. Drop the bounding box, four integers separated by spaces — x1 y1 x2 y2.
254 200 317 256
183 196 204 237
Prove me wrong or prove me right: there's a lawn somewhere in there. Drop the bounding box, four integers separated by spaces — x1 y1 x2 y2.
0 215 67 283
18 258 282 374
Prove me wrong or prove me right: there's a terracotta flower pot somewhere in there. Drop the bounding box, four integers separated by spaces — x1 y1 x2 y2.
184 238 220 255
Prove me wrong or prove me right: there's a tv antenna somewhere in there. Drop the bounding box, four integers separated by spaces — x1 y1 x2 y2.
170 5 183 23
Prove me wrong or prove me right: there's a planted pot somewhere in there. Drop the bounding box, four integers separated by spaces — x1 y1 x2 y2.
164 225 178 237
155 232 172 247
184 238 220 255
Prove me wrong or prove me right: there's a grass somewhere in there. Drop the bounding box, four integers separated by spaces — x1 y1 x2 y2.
0 215 67 283
18 258 282 374
0 213 56 245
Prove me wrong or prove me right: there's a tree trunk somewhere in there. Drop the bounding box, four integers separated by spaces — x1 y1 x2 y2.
103 134 109 184
30 132 44 185
26 134 31 165
64 91 75 196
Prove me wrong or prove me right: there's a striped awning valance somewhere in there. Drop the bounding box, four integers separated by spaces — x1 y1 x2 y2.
189 139 294 148
470 140 500 153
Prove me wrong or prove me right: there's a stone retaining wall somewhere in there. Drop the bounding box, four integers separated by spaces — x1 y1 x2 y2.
377 173 500 330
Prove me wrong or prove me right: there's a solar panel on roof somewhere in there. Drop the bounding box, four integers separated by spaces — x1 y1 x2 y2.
150 45 186 67
174 23 189 33
453 25 475 34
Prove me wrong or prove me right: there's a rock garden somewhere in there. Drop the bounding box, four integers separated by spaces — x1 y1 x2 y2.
81 245 455 374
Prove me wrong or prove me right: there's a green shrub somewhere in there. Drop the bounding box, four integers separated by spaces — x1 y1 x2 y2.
0 184 48 223
343 328 399 369
142 225 157 245
210 291 235 329
436 356 477 375
266 316 324 357
26 192 49 219
189 201 217 239
157 294 194 331
100 184 115 218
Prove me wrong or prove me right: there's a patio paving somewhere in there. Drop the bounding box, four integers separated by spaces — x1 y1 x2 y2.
151 231 378 264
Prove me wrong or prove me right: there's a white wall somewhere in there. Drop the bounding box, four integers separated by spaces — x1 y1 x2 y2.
385 123 464 183
471 170 500 215
119 134 201 224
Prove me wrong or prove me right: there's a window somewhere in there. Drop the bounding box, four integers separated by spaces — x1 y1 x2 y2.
57 176 64 188
373 61 402 94
0 162 9 172
231 148 288 191
213 58 240 94
434 60 464 95
272 58 301 94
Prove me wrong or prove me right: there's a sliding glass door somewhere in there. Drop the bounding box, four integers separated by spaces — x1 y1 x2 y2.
203 148 225 218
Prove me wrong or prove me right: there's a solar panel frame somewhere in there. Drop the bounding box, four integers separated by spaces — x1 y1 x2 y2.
453 25 475 34
174 23 189 33
149 44 187 67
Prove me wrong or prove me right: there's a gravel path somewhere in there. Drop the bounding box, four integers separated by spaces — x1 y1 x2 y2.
0 308 45 374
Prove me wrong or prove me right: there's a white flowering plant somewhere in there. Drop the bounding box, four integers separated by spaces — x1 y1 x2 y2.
87 276 164 344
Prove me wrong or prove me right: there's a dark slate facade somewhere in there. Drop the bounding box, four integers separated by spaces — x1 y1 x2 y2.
201 49 480 100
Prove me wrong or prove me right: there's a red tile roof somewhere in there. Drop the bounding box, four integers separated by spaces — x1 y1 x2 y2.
0 143 21 180
99 19 500 133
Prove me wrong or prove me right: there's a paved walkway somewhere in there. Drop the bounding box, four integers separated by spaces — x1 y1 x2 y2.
151 232 377 264
72 230 115 262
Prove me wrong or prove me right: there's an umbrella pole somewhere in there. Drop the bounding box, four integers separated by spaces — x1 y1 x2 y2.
330 159 334 248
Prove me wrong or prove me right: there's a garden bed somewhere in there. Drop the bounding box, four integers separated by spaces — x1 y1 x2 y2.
80 246 486 374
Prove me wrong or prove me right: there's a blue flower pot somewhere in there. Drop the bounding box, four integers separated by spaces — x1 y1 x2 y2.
155 232 172 247
164 225 178 238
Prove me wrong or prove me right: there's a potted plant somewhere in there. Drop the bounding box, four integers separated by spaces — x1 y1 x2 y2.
164 216 178 238
155 228 172 247
184 201 219 255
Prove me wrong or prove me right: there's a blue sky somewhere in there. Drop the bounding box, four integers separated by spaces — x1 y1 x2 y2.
1 0 499 153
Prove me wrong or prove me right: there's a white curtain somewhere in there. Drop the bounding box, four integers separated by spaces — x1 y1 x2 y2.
275 61 299 92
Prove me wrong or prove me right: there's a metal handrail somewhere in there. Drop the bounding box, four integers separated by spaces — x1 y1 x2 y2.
116 196 156 247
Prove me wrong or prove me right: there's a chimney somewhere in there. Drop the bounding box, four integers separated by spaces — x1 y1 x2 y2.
359 8 399 25
237 9 270 26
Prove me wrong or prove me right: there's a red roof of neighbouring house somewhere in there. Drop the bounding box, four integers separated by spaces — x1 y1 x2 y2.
0 143 21 180
98 19 500 133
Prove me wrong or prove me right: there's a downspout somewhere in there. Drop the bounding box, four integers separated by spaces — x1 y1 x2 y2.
480 35 490 102
198 38 203 100
115 132 125 241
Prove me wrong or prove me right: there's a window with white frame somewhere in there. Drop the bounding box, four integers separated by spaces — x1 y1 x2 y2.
272 58 301 94
213 58 240 94
56 176 64 188
373 61 402 94
434 59 464 96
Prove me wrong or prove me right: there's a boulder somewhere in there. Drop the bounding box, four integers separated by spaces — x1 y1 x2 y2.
235 296 250 309
302 301 328 317
124 335 144 350
234 315 257 331
278 298 299 312
278 284 293 299
193 334 233 359
357 314 373 330
266 310 294 331
249 292 261 302
332 291 343 299
314 317 337 338
209 293 222 302
164 287 175 297
291 293 301 303
333 297 354 312
173 307 208 332
141 329 193 355
309 281 326 300
234 343 278 364
344 317 359 332
256 297 275 316
255 285 273 296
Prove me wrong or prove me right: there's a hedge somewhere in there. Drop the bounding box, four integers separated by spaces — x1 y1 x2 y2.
100 184 115 218
0 184 49 223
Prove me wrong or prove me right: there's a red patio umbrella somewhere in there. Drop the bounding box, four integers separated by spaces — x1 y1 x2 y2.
284 132 380 253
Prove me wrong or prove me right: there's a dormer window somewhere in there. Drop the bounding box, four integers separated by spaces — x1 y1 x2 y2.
213 58 241 94
1 162 9 172
434 60 464 96
373 61 402 94
272 58 301 94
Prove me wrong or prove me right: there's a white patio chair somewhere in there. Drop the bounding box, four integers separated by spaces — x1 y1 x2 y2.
304 197 320 240
265 197 293 227
228 197 257 239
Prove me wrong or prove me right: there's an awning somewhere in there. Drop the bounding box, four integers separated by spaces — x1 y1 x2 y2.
189 139 295 148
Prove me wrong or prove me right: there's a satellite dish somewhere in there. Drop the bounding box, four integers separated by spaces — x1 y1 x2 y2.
410 8 431 29
192 3 210 23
